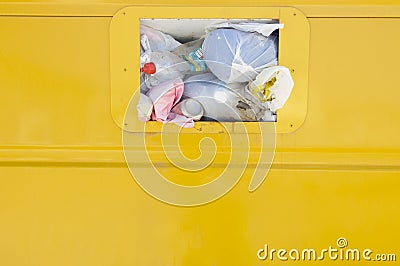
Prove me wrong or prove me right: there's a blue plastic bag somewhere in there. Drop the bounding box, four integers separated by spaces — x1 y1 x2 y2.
202 29 278 84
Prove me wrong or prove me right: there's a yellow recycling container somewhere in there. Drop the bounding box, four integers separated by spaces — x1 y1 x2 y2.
0 1 399 265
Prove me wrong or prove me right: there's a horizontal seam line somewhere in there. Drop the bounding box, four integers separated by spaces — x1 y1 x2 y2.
0 15 113 18
0 162 399 171
308 16 400 18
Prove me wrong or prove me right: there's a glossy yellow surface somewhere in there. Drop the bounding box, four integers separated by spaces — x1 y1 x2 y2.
1 2 400 266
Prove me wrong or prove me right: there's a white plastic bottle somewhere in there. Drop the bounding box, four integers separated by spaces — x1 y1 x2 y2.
141 39 207 88
141 51 191 87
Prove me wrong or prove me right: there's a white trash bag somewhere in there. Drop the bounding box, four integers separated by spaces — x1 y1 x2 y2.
247 66 294 113
140 25 181 53
183 73 268 121
202 28 278 84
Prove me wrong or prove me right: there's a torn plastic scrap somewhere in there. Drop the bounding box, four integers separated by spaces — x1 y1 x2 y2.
137 93 153 122
205 21 284 37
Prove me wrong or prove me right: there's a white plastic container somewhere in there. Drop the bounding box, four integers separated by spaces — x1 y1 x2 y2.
172 98 204 121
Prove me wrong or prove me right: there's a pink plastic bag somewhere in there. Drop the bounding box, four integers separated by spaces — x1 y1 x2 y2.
145 78 194 128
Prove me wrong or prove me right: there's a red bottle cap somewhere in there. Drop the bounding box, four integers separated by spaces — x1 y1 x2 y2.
140 62 156 74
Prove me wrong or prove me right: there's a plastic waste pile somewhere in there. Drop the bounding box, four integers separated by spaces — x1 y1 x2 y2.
138 21 294 128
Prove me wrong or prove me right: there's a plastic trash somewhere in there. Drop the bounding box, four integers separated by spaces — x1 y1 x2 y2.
141 51 191 87
205 21 283 37
247 66 294 113
202 29 278 84
140 25 181 53
183 73 268 121
137 20 290 125
137 93 153 122
171 39 207 72
145 78 194 128
171 98 204 121
139 25 182 81
140 74 150 94
141 39 207 88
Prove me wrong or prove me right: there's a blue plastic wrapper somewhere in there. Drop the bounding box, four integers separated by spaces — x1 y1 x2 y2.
202 29 278 84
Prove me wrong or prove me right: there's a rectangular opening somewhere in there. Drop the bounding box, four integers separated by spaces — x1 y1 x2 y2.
111 6 309 133
139 18 281 125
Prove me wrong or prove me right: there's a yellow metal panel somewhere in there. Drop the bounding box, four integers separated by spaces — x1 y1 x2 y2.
0 167 399 266
0 3 123 16
0 16 120 146
277 17 400 149
0 2 400 266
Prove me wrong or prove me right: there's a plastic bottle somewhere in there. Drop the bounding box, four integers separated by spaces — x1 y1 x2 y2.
172 39 207 72
141 39 207 88
141 51 191 87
